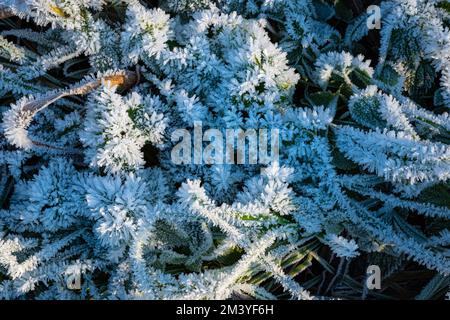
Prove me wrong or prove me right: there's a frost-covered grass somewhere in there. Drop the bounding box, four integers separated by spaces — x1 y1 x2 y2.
0 0 449 300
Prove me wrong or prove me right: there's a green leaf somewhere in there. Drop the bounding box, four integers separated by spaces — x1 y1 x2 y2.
287 254 313 277
331 147 358 170
348 93 387 130
306 91 338 108
376 64 402 89
215 246 244 266
433 88 445 107
437 1 450 13
349 68 373 88
416 274 450 300
417 183 450 209
410 60 436 96
392 212 428 242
